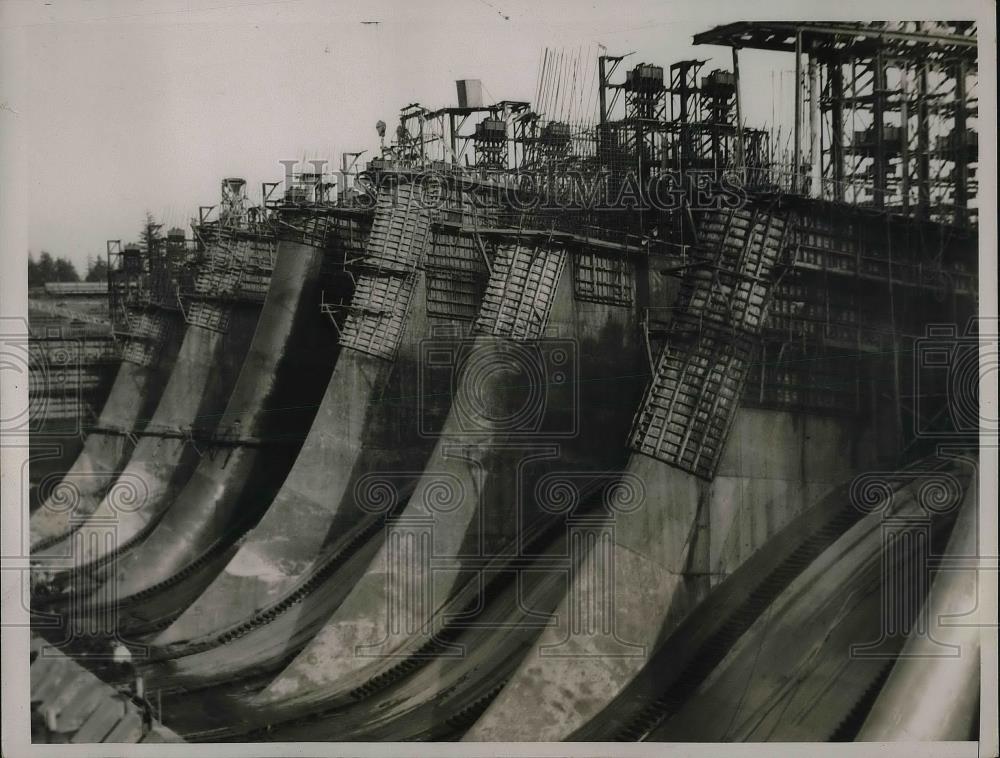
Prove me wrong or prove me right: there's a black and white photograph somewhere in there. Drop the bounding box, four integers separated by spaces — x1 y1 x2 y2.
0 1 996 753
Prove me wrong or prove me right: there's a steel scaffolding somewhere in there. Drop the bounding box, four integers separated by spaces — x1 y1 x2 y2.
694 21 978 227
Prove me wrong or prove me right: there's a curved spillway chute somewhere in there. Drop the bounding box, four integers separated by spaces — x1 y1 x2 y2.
30 229 274 594
29 310 185 550
343 473 868 742
92 212 360 624
124 185 488 732
149 183 436 649
250 233 647 714
463 412 889 741
463 205 805 740
72 183 492 735
143 183 515 686
856 473 981 742
232 205 792 735
217 474 621 742
559 452 975 742
140 196 569 740
642 457 976 742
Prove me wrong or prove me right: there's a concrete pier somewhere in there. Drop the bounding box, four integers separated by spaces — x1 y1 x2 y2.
103 230 342 608
255 235 647 711
150 183 473 687
30 312 184 549
31 235 270 589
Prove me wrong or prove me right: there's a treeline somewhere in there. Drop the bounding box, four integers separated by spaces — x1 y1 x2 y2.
28 252 108 288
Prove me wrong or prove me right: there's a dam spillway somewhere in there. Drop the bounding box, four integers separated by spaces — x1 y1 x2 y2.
23 19 986 746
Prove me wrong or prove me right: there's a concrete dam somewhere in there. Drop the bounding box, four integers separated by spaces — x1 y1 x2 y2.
26 21 983 744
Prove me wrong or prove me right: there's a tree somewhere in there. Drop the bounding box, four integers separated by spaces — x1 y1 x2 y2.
140 212 163 256
33 251 57 285
53 257 80 282
86 257 109 283
29 251 82 285
28 253 42 288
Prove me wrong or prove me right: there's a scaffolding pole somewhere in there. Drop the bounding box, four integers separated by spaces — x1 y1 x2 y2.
809 54 822 198
793 31 803 192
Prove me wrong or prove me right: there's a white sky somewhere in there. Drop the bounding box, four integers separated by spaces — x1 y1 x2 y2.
0 0 978 270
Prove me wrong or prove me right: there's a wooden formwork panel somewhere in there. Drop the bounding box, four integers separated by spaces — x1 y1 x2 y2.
120 340 159 367
573 249 635 306
339 272 417 360
363 183 432 274
744 340 864 415
186 235 275 313
116 309 175 365
630 330 754 479
338 183 431 360
679 207 787 334
426 272 484 322
426 231 488 276
126 311 174 344
426 228 490 321
630 206 788 479
475 242 567 341
280 214 365 251
184 301 231 334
